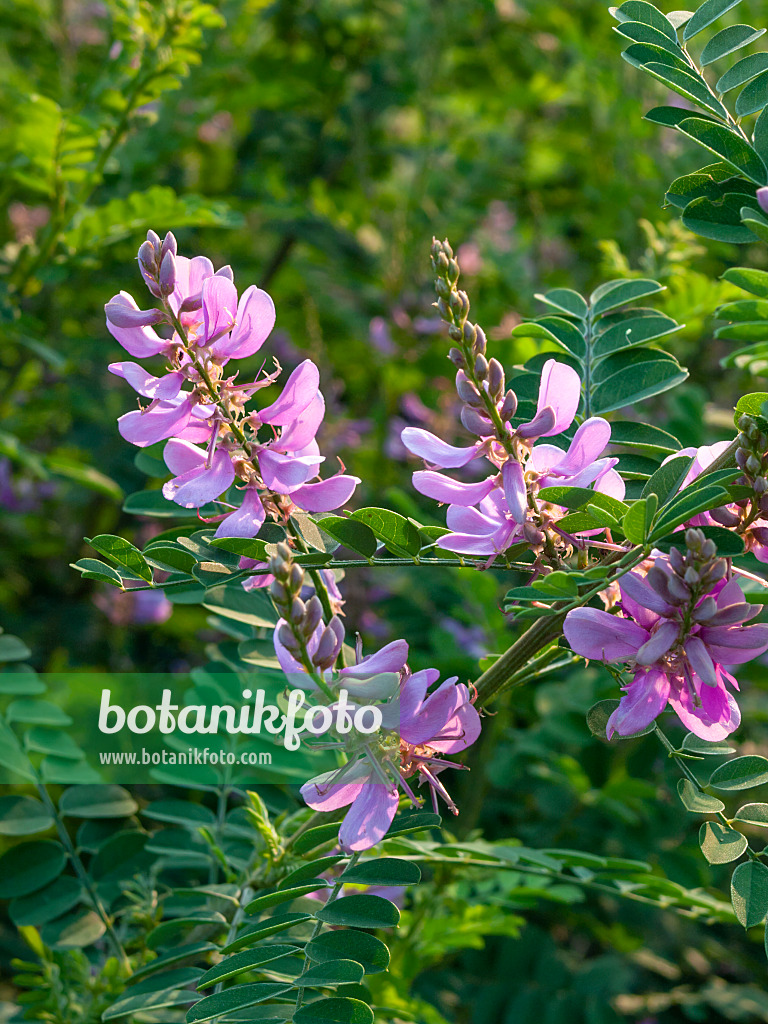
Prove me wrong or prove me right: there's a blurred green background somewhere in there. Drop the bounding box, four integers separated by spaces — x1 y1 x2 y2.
4 0 768 1020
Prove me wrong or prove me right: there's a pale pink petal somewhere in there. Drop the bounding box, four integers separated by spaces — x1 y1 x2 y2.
109 361 184 400
118 398 192 448
668 685 740 740
162 448 235 507
301 761 372 811
163 438 206 475
290 475 360 512
699 624 768 663
401 427 480 468
213 285 276 359
338 782 400 852
259 448 323 491
275 393 326 453
202 276 238 342
535 359 581 436
594 465 626 501
606 667 671 738
445 505 500 535
341 639 409 679
413 471 496 506
564 608 648 661
259 360 320 425
106 291 168 358
437 523 514 555
170 255 214 314
558 417 611 473
215 488 266 538
502 460 527 524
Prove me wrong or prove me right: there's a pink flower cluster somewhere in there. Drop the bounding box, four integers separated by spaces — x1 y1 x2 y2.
105 231 359 538
402 358 623 557
298 637 481 851
564 535 768 740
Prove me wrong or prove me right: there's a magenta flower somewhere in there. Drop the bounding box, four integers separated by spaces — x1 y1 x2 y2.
564 563 768 740
300 661 481 851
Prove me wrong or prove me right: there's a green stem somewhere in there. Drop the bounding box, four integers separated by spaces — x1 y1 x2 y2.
35 780 130 971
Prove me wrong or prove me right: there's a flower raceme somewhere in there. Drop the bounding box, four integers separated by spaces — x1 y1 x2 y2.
402 357 624 558
265 543 481 851
564 530 768 741
105 230 359 537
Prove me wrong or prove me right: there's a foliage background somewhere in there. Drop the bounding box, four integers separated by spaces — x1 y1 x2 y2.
3 0 768 1020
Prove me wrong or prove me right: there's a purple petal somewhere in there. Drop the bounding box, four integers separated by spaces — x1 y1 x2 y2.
397 668 436 727
502 460 527 524
635 620 679 666
289 474 360 512
445 505 501 535
259 448 323 491
118 398 192 448
338 781 400 852
341 639 409 679
564 608 648 661
685 636 717 686
535 359 581 436
668 684 739 741
215 488 266 538
558 417 611 474
401 427 480 468
202 275 238 342
109 361 184 401
259 360 320 425
275 393 326 453
213 285 276 359
171 255 214 314
301 761 371 811
437 524 514 555
105 292 168 358
162 448 235 507
594 465 626 500
619 571 673 618
606 667 670 738
164 438 206 475
413 471 496 506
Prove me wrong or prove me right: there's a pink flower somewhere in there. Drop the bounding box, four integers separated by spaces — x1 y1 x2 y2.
564 564 768 740
300 660 481 851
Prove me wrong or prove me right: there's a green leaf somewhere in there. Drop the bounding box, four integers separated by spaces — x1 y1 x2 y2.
202 584 277 629
641 454 693 504
682 733 737 755
186 983 293 1024
755 105 768 163
221 913 312 954
614 21 683 55
293 961 366 988
731 860 768 927
699 821 748 864
737 70 768 117
46 457 122 502
632 62 728 116
710 755 768 791
317 517 378 558
71 558 124 587
722 266 768 296
718 299 768 321
385 811 442 836
537 486 629 520
131 943 219 982
293 997 374 1024
142 800 217 829
349 508 422 558
511 316 587 360
650 485 729 537
677 778 726 813
0 671 46 695
676 117 767 184
41 909 106 950
87 535 153 583
316 893 401 929
533 288 588 318
0 840 67 898
146 913 227 951
340 858 421 887
9 876 82 927
197 946 300 989
585 699 655 740
0 635 32 662
590 278 664 315
647 106 720 128
591 359 688 414
245 879 329 914
103 970 203 1020
143 544 197 574
701 24 765 65
683 0 743 40
717 52 768 93
0 714 35 781
621 500 648 544
613 1 678 40
0 796 53 835
733 803 768 826
294 822 343 855
6 699 72 727
592 313 680 357
682 192 760 241
622 41 691 75
59 785 138 819
124 490 209 519
279 856 346 889
305 929 391 974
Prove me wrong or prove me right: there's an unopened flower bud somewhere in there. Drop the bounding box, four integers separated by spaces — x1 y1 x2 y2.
710 505 741 527
313 623 342 668
701 539 717 560
159 251 176 296
277 623 301 653
685 528 704 553
523 522 545 546
277 542 292 561
667 574 691 602
693 596 718 622
447 322 462 342
472 327 487 357
138 240 156 270
105 301 165 328
146 229 161 250
303 596 323 636
747 454 762 476
290 597 306 624
449 347 466 368
435 251 450 273
461 406 493 435
474 353 489 379
647 566 675 602
436 277 451 300
289 565 304 590
180 291 203 313
736 448 749 471
269 579 288 604
738 432 751 450
447 258 460 284
684 567 700 586
161 231 177 258
456 373 482 406
704 559 728 584
500 389 518 421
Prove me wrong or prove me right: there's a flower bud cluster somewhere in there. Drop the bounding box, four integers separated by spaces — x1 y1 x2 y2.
138 230 178 299
269 543 344 672
735 414 768 513
645 528 726 610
